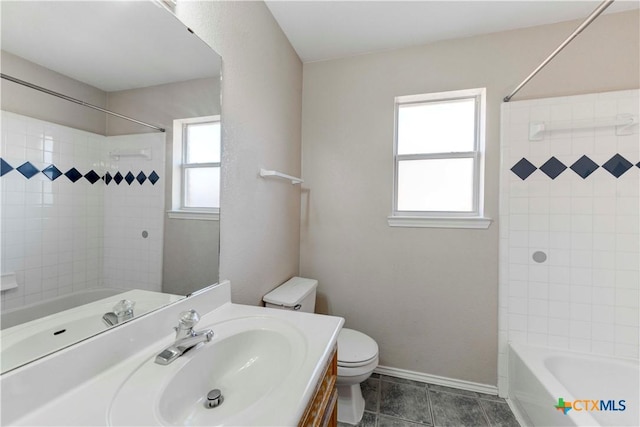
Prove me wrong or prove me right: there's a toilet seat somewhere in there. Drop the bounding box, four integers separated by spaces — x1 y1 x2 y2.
337 328 378 367
337 356 379 378
338 357 377 368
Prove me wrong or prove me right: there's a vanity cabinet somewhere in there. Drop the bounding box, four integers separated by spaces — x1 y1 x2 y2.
299 347 338 427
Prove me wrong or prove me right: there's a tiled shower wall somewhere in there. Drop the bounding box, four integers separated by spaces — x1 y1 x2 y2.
498 90 640 394
102 134 164 292
1 111 104 310
0 111 164 310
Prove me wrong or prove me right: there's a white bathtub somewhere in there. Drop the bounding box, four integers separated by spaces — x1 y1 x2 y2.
1 288 126 329
509 343 639 426
0 289 182 373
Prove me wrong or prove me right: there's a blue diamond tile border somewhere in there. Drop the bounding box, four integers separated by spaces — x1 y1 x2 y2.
64 167 83 183
509 154 639 181
124 172 135 185
1 158 165 189
114 172 123 185
602 154 633 178
136 171 147 185
570 155 599 179
42 164 63 181
84 170 101 184
17 161 40 179
511 158 537 180
0 158 14 177
148 171 159 185
539 156 567 180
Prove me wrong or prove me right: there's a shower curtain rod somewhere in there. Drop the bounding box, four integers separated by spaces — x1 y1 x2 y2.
1 73 166 132
503 0 615 102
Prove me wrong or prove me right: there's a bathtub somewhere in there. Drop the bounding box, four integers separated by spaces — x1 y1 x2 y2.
1 287 126 329
509 343 639 426
1 289 182 373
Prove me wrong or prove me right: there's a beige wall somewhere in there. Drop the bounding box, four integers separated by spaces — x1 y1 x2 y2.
1 51 107 134
173 1 303 304
300 10 639 385
162 218 220 295
106 77 220 136
106 78 221 295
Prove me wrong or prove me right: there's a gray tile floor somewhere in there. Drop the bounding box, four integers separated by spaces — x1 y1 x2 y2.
338 374 520 427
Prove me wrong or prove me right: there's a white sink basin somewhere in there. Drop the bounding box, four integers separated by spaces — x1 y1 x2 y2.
109 316 308 426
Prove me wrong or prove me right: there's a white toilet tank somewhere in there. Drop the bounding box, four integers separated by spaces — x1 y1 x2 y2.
263 277 317 313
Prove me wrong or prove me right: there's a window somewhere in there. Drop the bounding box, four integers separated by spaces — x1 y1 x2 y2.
169 115 221 220
389 88 490 229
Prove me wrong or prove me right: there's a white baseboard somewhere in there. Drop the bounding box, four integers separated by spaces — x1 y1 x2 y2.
374 365 499 396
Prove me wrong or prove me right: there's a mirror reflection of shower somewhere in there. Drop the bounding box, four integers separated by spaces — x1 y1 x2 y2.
0 0 221 374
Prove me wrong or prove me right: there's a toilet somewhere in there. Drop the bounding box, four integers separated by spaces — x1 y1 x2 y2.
263 277 378 425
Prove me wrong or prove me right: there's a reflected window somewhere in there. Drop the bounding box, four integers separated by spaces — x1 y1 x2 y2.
171 116 221 218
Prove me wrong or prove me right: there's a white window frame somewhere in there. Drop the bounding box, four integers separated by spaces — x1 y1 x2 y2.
168 115 220 221
388 88 491 229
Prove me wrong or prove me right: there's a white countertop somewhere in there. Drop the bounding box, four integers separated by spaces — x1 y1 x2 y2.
9 301 343 426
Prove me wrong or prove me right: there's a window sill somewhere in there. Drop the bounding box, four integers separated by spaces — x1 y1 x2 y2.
167 210 219 221
387 216 492 229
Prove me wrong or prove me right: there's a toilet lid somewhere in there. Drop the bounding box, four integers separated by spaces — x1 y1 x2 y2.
338 328 378 365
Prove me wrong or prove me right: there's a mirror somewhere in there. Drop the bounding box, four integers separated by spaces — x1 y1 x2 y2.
0 1 222 373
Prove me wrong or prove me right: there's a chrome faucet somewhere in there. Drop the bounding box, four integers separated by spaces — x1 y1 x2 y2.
155 309 213 365
102 299 135 326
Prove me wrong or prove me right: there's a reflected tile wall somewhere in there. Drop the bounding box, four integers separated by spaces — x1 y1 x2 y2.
498 90 640 395
101 133 164 293
0 111 165 311
1 111 104 309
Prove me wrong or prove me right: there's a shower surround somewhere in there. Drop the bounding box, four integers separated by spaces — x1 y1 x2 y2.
0 111 165 311
498 89 639 395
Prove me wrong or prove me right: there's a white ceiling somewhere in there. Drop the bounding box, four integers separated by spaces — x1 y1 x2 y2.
1 1 220 92
265 0 640 63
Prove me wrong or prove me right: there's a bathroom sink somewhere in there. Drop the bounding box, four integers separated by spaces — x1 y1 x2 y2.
108 316 308 426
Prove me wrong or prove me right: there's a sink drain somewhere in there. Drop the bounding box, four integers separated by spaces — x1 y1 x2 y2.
205 389 223 408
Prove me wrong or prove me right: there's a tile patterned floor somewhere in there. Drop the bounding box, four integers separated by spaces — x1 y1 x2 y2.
338 374 520 427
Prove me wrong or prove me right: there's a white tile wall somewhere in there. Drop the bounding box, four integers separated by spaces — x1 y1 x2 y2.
102 134 165 292
1 111 104 309
498 90 640 395
1 111 165 310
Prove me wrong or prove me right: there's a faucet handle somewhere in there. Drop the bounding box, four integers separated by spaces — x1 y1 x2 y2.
113 299 135 323
113 299 135 313
178 309 200 329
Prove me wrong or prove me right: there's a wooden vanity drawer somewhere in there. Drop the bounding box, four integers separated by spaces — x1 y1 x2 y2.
299 346 338 427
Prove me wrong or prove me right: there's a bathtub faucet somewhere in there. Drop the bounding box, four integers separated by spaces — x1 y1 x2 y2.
154 309 214 365
102 299 135 326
